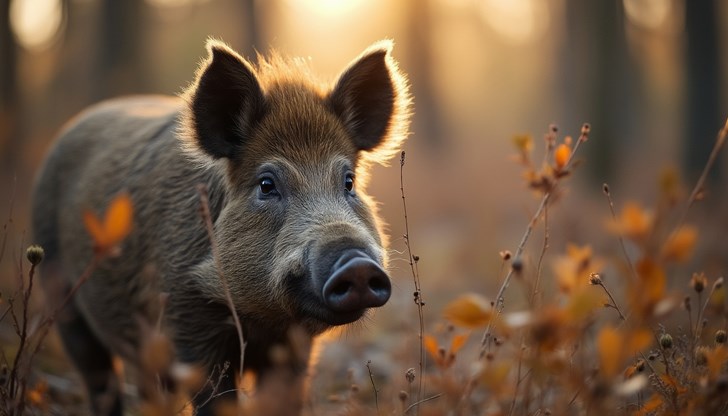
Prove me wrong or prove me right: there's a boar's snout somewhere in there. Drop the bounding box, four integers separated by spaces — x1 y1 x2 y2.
322 249 391 314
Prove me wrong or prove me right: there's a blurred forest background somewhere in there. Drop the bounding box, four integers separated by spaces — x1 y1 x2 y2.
1 0 728 401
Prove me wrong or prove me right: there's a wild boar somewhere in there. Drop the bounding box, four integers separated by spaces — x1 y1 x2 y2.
32 39 410 415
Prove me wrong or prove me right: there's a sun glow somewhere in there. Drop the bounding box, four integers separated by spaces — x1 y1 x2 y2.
283 0 367 19
10 0 64 51
480 0 549 45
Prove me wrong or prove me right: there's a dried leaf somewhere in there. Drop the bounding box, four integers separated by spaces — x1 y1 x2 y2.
554 143 571 170
631 258 666 317
450 333 469 354
607 201 653 243
423 335 439 360
597 326 622 378
512 134 533 154
626 328 653 356
565 285 604 321
635 394 664 416
661 226 697 263
553 244 602 293
104 193 134 245
443 294 493 328
705 345 728 379
84 193 134 254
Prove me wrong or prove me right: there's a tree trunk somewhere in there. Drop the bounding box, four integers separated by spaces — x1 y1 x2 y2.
684 0 722 180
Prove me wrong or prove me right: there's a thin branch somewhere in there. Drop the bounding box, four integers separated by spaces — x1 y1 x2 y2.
400 151 425 411
197 185 246 405
671 117 728 234
530 203 549 307
602 184 638 281
366 360 379 415
404 394 442 414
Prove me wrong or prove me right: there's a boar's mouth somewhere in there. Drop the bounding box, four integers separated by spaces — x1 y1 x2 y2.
284 249 391 328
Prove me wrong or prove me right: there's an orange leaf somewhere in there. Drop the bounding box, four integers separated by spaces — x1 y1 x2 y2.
104 193 134 245
554 143 571 170
443 294 493 328
631 258 666 317
626 328 653 356
634 394 663 416
661 226 697 263
83 211 106 246
597 326 622 379
479 361 512 395
450 333 469 354
607 202 653 242
84 193 134 253
565 285 604 321
705 345 728 379
423 335 440 362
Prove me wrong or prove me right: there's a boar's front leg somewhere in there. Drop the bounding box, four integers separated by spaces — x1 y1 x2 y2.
56 297 123 416
168 286 240 414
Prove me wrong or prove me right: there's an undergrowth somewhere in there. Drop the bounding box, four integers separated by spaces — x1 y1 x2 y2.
1 119 727 415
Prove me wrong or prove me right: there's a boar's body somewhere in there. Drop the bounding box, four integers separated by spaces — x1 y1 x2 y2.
32 41 409 415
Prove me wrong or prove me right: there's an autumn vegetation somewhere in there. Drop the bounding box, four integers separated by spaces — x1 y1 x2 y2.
2 119 728 415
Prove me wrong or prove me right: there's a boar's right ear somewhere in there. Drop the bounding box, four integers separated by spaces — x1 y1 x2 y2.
181 40 265 159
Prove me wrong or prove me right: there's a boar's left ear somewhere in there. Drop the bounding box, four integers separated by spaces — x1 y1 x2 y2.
181 40 266 159
328 41 410 155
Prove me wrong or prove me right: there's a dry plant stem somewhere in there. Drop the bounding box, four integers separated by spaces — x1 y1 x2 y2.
404 394 442 414
671 117 728 236
530 203 550 307
597 280 675 412
603 185 638 281
30 256 98 356
399 151 425 410
596 282 626 321
695 283 718 342
8 261 36 404
0 174 17 264
184 361 231 412
508 342 528 416
659 347 679 410
198 185 246 405
366 360 379 414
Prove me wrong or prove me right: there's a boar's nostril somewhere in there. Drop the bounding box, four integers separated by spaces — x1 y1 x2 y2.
323 252 391 314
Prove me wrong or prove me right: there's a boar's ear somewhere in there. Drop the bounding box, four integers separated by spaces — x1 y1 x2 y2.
181 40 265 159
328 41 410 155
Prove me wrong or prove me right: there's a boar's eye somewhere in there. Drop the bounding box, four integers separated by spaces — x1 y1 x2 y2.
259 177 278 197
345 174 355 193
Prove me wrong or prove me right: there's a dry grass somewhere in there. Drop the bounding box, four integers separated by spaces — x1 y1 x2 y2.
2 119 728 415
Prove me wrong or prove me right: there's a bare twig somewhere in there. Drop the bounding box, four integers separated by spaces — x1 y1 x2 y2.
671 117 728 235
530 204 549 307
593 276 626 321
197 185 246 404
404 394 442 414
602 184 638 281
400 151 425 411
366 360 379 414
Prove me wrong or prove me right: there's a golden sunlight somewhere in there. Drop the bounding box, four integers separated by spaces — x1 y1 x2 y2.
480 0 549 45
623 0 672 30
283 0 367 19
146 0 211 8
10 0 63 51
